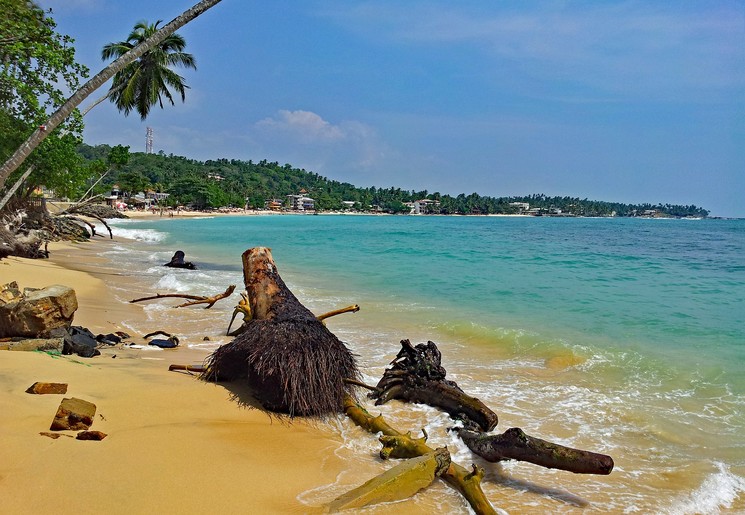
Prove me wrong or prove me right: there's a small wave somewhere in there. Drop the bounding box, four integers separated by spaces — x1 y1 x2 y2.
109 226 166 243
669 462 745 514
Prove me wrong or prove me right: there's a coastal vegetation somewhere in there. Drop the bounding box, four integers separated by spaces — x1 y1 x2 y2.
76 144 711 218
0 0 224 190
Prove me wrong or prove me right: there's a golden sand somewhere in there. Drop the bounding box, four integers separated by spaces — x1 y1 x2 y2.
0 242 344 514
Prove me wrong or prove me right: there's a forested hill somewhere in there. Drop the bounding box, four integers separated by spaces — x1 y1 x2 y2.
78 144 709 218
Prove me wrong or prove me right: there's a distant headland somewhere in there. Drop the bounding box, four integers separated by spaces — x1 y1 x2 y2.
78 144 710 219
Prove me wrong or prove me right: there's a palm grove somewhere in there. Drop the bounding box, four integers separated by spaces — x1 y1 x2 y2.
1 1 709 219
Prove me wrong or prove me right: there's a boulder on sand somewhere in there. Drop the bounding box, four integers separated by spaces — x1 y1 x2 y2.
0 284 77 338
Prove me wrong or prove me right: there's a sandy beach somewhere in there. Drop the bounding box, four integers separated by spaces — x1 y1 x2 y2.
0 240 345 514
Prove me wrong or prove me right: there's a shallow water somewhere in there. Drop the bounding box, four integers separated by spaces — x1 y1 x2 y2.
101 214 745 513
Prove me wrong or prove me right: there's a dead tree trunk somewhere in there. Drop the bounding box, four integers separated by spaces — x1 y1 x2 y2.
201 247 359 417
343 396 497 515
457 428 614 475
372 339 498 432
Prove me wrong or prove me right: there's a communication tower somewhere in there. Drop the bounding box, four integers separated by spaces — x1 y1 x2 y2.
145 127 153 154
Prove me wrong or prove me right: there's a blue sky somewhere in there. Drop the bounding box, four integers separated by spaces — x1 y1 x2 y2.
39 0 745 217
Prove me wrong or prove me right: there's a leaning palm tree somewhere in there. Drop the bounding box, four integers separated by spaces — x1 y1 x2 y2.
82 20 196 120
0 0 223 191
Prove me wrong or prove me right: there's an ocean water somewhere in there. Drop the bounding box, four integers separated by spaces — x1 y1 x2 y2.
103 214 745 513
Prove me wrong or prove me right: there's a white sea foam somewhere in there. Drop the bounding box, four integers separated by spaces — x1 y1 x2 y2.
107 226 166 243
669 462 745 514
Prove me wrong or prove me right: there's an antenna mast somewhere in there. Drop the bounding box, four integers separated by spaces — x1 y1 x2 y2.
146 127 154 154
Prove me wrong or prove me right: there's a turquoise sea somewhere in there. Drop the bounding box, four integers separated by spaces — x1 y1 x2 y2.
105 214 745 513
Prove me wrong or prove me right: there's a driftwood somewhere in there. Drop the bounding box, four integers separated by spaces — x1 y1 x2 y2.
159 249 614 511
328 448 451 512
344 395 496 515
457 428 614 475
375 340 614 476
129 285 236 308
372 339 498 432
201 247 359 417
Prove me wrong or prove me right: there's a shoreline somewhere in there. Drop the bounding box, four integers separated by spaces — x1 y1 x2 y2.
2 218 744 513
0 239 344 514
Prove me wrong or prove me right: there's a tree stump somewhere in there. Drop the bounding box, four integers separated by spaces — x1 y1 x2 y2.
201 247 359 417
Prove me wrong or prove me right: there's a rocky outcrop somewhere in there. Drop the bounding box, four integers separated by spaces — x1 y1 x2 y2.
50 397 96 431
0 283 77 338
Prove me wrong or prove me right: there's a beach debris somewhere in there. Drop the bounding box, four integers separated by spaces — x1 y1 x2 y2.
58 202 120 239
0 337 63 352
226 291 250 335
39 431 74 440
372 339 498 432
95 332 126 345
343 396 496 514
129 284 235 308
370 339 614 475
26 382 68 395
200 247 359 417
164 250 197 270
0 284 78 338
50 397 96 431
63 326 100 357
76 430 107 441
0 209 47 259
144 331 179 349
328 448 451 512
168 364 205 373
456 427 614 475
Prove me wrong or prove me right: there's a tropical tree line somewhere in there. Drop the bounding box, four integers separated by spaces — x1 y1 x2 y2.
74 144 710 218
0 0 222 201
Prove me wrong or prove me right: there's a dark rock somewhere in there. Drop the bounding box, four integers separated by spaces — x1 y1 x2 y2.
76 430 107 441
96 333 122 345
26 382 68 395
0 284 78 338
63 326 100 357
50 397 96 431
164 250 197 270
148 336 179 349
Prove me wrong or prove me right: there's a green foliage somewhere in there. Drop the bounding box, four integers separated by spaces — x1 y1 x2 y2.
0 1 89 199
101 20 196 120
77 144 710 218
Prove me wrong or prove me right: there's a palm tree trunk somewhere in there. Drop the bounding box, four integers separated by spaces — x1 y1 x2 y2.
0 165 35 212
0 0 224 191
80 81 127 117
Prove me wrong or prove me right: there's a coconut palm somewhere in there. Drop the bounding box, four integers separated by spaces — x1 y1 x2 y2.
87 20 196 120
0 0 223 191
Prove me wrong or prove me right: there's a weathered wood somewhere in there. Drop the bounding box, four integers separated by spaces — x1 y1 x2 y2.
201 248 359 417
129 285 235 309
343 395 497 515
458 427 614 475
317 304 360 322
372 340 498 432
328 448 451 512
168 364 206 373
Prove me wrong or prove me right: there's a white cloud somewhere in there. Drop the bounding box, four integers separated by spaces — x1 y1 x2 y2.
256 110 345 143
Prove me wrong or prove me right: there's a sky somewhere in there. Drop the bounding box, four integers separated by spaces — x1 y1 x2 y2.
38 0 745 217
